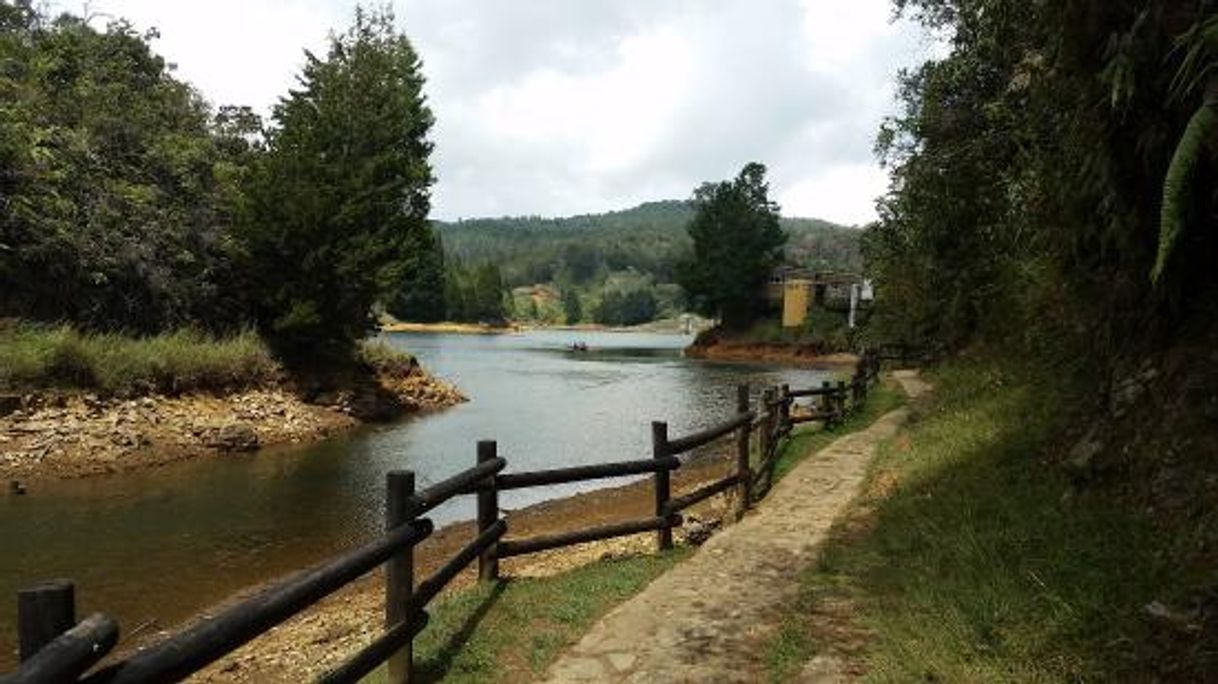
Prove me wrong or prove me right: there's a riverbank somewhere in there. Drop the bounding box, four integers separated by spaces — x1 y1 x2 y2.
0 365 465 483
0 324 466 482
380 321 521 335
685 328 857 366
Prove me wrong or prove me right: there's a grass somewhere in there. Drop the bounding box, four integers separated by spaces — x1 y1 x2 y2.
361 550 689 683
761 359 1197 682
0 323 278 396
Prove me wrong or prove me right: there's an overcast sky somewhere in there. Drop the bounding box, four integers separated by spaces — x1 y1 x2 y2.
75 1 933 225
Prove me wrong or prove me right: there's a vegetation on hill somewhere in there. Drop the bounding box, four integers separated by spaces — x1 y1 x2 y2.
427 199 859 327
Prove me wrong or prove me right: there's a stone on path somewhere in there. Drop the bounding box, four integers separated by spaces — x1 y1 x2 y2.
542 401 913 683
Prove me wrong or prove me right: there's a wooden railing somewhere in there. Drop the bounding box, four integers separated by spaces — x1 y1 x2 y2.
3 350 883 684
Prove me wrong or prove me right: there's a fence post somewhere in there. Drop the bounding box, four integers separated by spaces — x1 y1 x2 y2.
652 421 673 551
18 579 75 662
820 380 832 418
385 470 416 684
780 384 791 435
735 384 751 519
836 381 848 418
759 387 775 468
476 440 500 582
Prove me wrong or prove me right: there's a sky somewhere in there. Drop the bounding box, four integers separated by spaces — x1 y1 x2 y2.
73 1 934 225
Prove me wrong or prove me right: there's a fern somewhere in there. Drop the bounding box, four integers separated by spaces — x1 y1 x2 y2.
1154 104 1218 283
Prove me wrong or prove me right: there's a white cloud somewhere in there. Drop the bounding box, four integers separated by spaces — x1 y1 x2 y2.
68 0 932 224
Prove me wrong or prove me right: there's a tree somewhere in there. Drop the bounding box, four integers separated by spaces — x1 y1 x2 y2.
388 228 446 322
241 6 434 357
562 288 583 324
677 163 786 329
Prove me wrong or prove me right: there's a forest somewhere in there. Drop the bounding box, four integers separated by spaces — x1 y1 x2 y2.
420 200 859 326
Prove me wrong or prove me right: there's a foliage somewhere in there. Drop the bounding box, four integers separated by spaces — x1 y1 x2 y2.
240 6 434 357
561 287 583 324
0 3 253 333
678 163 788 329
592 287 657 327
866 0 1218 361
443 258 507 323
0 322 276 396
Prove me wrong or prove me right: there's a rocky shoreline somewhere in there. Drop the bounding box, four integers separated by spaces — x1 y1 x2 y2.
0 367 465 483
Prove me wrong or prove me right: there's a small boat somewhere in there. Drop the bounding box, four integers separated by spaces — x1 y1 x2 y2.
571 342 589 352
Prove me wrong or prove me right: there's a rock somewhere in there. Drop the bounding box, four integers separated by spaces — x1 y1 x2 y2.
1065 427 1103 475
681 515 722 546
0 394 21 417
1143 600 1201 633
206 424 260 452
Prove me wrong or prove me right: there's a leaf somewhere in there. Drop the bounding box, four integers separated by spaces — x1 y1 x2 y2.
1153 104 1218 284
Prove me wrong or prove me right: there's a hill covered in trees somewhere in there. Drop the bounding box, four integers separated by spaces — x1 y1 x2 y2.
420 200 860 326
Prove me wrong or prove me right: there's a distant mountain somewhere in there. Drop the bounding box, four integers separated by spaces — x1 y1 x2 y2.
434 200 861 288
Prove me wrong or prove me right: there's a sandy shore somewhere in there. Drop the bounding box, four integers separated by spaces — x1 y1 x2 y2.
380 321 520 335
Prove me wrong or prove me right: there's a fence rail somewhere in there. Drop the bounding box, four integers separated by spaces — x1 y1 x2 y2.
5 347 886 684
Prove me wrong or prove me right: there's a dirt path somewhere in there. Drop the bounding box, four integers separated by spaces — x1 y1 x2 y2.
543 376 923 683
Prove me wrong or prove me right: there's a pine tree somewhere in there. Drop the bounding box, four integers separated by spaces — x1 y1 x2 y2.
241 6 434 357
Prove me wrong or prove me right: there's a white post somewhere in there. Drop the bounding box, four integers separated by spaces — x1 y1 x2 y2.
848 283 859 329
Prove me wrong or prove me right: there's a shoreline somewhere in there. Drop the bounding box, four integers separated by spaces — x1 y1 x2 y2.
156 454 741 682
0 367 465 484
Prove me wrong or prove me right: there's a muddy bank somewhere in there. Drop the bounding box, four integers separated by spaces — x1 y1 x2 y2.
685 332 857 367
380 321 520 335
181 456 738 683
0 368 465 482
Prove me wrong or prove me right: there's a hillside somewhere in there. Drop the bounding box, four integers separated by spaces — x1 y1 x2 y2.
435 200 862 289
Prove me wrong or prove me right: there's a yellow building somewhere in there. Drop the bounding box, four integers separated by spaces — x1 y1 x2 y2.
781 279 812 327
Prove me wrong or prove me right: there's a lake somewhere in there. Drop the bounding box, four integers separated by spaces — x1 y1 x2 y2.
0 330 833 666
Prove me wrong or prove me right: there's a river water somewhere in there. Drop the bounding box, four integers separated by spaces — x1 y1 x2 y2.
0 330 831 665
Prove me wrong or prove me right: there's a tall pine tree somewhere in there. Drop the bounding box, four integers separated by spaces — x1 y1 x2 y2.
242 6 434 357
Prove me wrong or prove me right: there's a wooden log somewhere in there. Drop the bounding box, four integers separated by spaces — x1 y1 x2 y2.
386 470 415 684
652 421 673 551
664 412 754 455
476 441 500 582
4 613 117 684
494 456 680 491
498 515 680 558
837 381 848 417
666 474 742 514
17 579 75 662
410 457 505 517
416 520 506 607
82 517 433 684
318 612 429 684
735 384 751 519
786 386 841 398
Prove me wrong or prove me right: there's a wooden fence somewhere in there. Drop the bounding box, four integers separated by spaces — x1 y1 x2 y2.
2 350 883 684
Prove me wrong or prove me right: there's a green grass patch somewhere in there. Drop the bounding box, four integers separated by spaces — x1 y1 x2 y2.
362 549 689 683
0 323 277 396
764 359 1191 682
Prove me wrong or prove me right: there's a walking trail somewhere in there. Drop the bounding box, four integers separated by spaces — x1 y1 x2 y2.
542 371 930 683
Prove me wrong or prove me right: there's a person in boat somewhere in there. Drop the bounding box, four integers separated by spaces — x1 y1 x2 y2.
571 341 588 352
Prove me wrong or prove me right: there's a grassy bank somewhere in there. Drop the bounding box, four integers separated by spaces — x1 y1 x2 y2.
763 359 1210 682
0 323 421 398
0 324 278 396
363 550 688 683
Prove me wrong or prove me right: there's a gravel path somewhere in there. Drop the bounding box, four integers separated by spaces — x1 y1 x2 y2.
542 376 922 683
